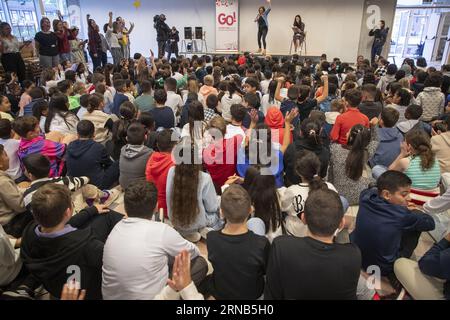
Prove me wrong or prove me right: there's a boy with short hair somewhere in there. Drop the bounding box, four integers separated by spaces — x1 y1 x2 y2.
134 80 155 112
0 144 26 232
330 89 370 145
369 107 403 169
351 171 435 278
396 104 432 136
201 185 270 299
0 119 23 181
199 75 218 103
164 78 183 116
145 129 175 218
20 183 123 300
66 120 119 190
119 123 153 189
243 77 261 99
13 116 66 178
359 84 382 121
265 189 362 299
242 92 265 129
76 94 90 119
111 79 129 116
225 104 246 140
102 180 204 300
150 89 176 129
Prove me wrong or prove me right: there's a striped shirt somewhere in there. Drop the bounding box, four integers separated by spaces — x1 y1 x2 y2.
405 156 441 190
23 176 89 210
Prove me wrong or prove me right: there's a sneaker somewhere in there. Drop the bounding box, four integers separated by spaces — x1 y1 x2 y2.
100 189 121 207
199 227 214 240
0 285 34 300
257 48 262 53
183 232 201 243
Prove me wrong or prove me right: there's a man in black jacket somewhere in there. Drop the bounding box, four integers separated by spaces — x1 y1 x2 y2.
20 183 123 300
154 14 171 59
369 20 389 65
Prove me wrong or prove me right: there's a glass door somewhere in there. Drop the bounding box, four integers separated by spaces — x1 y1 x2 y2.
433 12 450 62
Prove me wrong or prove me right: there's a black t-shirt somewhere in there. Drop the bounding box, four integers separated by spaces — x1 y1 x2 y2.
358 101 383 121
265 236 361 300
150 106 175 129
297 98 317 123
34 32 59 56
206 230 270 300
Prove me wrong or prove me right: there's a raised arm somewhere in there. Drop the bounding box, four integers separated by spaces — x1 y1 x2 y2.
316 74 329 104
274 77 285 102
281 108 298 154
128 22 135 34
150 49 157 78
108 12 113 29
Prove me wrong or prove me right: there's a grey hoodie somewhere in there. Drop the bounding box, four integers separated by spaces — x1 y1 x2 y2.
119 144 153 189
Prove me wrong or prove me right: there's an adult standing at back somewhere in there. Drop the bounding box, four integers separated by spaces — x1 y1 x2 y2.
369 20 389 65
86 14 104 71
0 22 26 83
34 17 60 69
154 14 171 59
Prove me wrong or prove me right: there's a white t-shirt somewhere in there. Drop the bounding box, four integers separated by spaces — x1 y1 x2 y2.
281 182 338 218
225 124 246 141
261 94 281 116
49 112 79 135
102 218 200 300
105 27 122 48
221 93 243 122
0 138 22 180
260 79 271 95
280 182 338 237
166 91 183 115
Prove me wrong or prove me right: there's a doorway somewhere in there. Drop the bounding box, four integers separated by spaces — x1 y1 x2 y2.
389 4 450 66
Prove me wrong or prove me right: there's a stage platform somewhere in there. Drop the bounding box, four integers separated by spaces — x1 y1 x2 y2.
179 51 322 62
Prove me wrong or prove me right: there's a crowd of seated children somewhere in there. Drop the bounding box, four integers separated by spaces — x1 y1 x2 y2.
0 41 449 301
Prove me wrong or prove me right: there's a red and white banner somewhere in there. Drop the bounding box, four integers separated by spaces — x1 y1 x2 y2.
215 0 239 52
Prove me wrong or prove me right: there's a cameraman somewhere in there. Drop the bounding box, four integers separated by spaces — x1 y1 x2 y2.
154 14 171 59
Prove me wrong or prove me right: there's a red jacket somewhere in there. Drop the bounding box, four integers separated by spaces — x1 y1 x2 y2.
145 152 174 217
330 107 370 145
203 135 242 190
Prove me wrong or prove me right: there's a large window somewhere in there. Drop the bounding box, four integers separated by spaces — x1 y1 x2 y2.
4 0 38 41
2 0 69 41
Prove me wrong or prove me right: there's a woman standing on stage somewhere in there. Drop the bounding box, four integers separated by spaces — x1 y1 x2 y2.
254 0 271 55
292 15 305 54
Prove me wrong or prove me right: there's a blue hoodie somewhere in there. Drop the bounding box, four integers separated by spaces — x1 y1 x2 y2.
351 188 435 275
369 127 403 168
66 139 115 189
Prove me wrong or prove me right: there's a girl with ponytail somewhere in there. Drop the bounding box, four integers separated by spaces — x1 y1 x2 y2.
329 124 377 205
280 150 349 237
389 130 441 191
284 118 330 187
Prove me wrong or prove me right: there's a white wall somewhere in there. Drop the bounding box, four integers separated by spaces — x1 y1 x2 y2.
79 0 394 62
239 0 365 62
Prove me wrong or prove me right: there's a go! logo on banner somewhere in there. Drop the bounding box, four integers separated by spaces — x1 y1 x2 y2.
218 12 237 26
